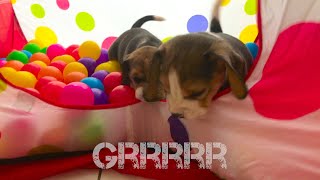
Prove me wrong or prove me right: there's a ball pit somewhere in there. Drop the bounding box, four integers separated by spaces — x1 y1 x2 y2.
0 40 140 107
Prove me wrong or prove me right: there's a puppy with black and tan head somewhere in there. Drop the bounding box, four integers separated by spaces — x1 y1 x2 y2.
144 0 253 119
108 15 165 101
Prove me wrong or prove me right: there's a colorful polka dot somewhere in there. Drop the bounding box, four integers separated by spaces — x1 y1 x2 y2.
162 36 173 43
239 24 258 43
56 0 69 10
221 0 231 6
35 26 58 47
244 0 257 15
187 15 208 33
102 36 117 50
76 12 95 32
0 79 7 93
31 4 45 19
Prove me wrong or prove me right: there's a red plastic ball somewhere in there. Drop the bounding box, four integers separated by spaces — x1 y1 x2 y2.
103 72 122 94
35 76 57 92
21 63 42 77
49 61 67 72
71 48 80 61
40 81 66 104
66 44 79 55
109 85 136 104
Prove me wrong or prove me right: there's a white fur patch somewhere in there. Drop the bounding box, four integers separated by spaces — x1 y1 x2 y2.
135 87 145 102
167 70 208 120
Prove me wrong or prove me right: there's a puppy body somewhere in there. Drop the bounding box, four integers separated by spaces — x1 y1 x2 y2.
145 0 253 119
108 15 164 100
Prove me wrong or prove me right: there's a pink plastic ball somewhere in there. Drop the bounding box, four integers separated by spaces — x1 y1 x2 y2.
109 85 136 104
59 82 94 106
103 72 122 94
0 60 6 68
40 81 66 104
47 44 66 60
35 76 57 92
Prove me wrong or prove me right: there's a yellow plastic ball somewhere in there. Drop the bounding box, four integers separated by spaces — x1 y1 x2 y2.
29 39 45 49
78 41 101 60
52 55 76 64
63 62 88 78
31 61 47 68
95 61 121 73
0 67 17 81
10 71 37 88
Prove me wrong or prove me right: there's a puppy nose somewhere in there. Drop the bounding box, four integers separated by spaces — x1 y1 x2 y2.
171 113 184 118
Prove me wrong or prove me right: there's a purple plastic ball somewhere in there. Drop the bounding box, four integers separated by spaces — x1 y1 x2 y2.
78 57 97 76
91 70 109 82
96 49 109 65
92 88 109 105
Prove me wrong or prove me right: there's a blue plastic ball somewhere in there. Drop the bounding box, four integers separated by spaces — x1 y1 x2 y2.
81 77 105 91
21 50 32 59
0 58 6 61
246 42 259 60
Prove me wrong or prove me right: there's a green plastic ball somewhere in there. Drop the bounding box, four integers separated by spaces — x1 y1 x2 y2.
23 43 41 54
6 50 29 64
40 47 48 54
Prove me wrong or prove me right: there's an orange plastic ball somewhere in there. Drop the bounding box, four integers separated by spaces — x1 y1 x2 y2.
38 66 63 81
29 53 51 65
3 60 24 71
64 72 86 84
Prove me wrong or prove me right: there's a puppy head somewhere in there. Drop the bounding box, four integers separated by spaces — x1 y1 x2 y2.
121 46 163 101
146 34 248 119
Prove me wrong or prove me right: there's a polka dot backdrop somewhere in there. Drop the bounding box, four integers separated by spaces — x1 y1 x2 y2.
12 0 257 48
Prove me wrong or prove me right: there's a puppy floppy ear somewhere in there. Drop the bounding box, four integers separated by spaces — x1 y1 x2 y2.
121 56 131 86
204 46 248 99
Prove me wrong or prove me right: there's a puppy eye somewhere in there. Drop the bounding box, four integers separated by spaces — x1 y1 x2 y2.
186 89 207 99
133 77 145 84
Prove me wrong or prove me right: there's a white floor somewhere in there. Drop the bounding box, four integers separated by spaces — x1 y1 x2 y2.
45 169 150 180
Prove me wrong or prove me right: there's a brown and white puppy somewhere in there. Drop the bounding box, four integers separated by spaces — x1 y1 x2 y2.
108 15 165 101
144 0 253 119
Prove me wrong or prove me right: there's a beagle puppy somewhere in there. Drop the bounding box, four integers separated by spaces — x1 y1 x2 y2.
108 15 165 101
144 0 253 119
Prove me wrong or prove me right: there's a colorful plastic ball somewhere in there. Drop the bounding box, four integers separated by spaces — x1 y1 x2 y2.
49 61 67 72
29 53 51 65
79 41 101 60
78 58 97 76
21 63 42 77
21 50 32 59
0 60 7 68
40 47 48 54
3 60 24 71
6 50 29 64
92 88 109 105
40 81 66 103
70 48 80 61
91 70 109 82
29 39 45 48
35 76 57 92
47 44 66 60
95 61 121 73
81 77 104 91
103 72 122 94
63 62 88 78
59 82 94 106
64 72 86 84
66 44 79 55
246 42 259 59
96 49 109 65
31 61 47 68
23 43 41 54
10 71 37 88
38 66 63 81
109 85 136 104
52 55 76 64
0 67 16 80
